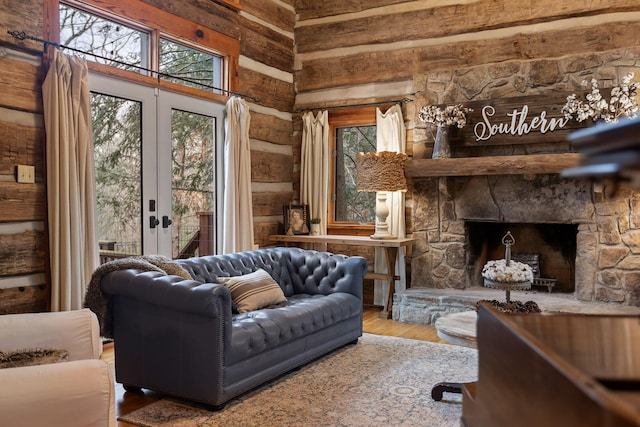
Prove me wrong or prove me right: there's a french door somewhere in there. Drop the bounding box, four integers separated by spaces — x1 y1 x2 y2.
89 73 224 258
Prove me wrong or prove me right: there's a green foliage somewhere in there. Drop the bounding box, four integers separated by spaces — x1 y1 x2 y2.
335 125 376 223
91 93 142 247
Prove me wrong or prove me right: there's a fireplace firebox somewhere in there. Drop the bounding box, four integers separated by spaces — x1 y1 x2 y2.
466 222 578 293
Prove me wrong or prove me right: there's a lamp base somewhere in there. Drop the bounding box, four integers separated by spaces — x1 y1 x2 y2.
371 191 397 240
370 232 398 240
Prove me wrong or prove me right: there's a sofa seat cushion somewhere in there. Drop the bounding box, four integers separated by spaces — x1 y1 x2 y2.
227 292 360 362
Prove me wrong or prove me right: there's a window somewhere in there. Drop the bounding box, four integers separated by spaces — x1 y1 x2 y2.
159 37 223 94
60 5 223 92
48 0 236 257
334 125 376 223
59 4 150 73
51 0 239 102
329 107 381 234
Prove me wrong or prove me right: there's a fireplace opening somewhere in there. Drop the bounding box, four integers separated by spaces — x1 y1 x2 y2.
466 222 578 293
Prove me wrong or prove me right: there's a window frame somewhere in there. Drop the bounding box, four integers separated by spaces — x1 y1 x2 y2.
45 0 240 104
328 107 381 236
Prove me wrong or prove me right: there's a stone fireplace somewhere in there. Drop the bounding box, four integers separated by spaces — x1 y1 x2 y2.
408 173 640 310
398 47 640 322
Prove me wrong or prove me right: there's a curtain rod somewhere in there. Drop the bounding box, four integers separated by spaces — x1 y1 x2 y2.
8 30 260 103
294 97 414 113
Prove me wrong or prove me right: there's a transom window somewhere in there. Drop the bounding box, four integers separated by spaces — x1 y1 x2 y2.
59 1 226 94
159 38 223 93
59 4 149 72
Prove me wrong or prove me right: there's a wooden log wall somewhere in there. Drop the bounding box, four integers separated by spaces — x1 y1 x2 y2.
293 0 640 123
293 0 640 223
0 0 48 313
0 0 295 313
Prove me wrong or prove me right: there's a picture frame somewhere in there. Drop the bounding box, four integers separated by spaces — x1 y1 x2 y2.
283 204 310 235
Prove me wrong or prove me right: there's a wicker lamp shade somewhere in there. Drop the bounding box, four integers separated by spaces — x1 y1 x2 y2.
356 151 408 193
355 151 408 239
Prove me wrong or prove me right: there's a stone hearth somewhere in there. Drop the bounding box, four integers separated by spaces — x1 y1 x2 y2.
393 288 640 325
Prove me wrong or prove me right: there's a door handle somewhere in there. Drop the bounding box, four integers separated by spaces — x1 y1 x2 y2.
150 216 160 229
162 215 173 228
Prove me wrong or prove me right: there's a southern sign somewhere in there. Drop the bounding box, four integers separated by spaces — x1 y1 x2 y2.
473 104 570 142
446 92 588 146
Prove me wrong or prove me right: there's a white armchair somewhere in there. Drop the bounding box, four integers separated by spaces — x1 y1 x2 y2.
0 309 116 427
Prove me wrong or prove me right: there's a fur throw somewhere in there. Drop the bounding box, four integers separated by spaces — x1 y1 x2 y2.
84 255 192 338
0 348 69 369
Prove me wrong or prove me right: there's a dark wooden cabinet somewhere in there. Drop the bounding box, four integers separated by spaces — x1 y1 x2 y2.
462 303 640 427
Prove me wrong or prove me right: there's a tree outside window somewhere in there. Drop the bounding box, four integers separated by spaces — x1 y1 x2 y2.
329 107 381 232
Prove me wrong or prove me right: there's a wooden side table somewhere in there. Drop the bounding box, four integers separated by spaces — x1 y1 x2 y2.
268 234 414 319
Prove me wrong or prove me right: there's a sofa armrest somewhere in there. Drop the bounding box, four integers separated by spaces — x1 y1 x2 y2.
0 309 102 360
101 269 232 318
0 359 116 427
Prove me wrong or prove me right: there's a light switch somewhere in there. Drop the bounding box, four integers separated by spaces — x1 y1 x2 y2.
17 165 35 184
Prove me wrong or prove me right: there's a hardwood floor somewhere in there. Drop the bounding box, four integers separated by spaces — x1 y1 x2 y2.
102 305 447 426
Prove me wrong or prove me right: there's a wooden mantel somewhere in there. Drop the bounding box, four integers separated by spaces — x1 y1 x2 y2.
405 153 582 178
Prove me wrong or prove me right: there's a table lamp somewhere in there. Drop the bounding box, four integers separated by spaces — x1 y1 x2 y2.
356 151 408 239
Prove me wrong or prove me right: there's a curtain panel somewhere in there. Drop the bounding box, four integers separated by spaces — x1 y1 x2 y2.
374 105 407 306
300 111 329 234
42 49 99 311
222 97 254 253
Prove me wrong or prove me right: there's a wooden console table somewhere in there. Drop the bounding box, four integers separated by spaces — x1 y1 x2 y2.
269 234 414 319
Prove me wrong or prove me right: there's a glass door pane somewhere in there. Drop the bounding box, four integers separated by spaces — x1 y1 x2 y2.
157 92 224 258
91 92 142 257
89 73 157 259
170 109 215 258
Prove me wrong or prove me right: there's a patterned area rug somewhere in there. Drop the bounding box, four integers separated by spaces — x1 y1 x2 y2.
119 333 478 427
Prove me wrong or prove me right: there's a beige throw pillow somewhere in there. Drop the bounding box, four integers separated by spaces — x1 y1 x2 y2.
217 269 287 313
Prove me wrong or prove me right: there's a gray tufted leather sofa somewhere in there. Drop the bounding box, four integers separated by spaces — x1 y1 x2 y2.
100 247 367 409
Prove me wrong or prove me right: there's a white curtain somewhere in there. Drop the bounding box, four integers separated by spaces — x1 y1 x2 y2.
42 49 99 311
374 104 407 306
222 96 254 253
300 111 329 234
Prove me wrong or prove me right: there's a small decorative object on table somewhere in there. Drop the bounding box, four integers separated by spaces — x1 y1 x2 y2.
481 231 534 303
310 217 321 235
418 103 472 159
284 204 310 235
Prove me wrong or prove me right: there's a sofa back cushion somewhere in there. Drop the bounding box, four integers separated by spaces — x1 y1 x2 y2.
177 249 295 296
176 247 365 299
284 249 355 295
